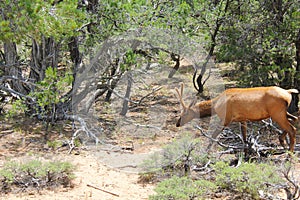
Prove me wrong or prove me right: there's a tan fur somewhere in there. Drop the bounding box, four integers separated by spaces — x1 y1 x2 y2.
176 85 299 152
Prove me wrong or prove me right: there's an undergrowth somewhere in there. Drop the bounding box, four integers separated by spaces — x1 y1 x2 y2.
142 134 288 200
0 159 75 194
149 161 282 200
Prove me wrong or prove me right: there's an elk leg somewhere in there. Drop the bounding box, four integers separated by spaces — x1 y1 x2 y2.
287 112 298 122
287 126 296 152
279 131 288 149
240 122 248 154
207 125 224 151
240 122 247 143
273 114 297 152
207 118 232 151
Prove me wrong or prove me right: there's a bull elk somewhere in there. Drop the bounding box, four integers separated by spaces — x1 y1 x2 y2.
175 83 299 152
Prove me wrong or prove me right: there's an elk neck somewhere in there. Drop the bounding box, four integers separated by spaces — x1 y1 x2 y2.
195 99 213 118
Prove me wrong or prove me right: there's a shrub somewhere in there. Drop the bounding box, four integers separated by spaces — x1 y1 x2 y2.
150 161 283 199
0 159 75 193
213 161 283 199
140 134 210 177
149 176 217 200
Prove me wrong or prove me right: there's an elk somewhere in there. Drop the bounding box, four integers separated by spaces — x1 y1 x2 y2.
175 83 299 152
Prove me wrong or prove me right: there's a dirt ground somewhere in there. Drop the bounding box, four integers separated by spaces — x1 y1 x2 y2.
0 63 186 200
0 110 193 200
1 154 155 200
0 99 177 200
0 126 158 200
1 122 300 200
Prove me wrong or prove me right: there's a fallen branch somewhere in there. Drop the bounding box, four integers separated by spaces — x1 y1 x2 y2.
137 86 162 105
87 184 120 197
196 124 287 158
192 160 211 172
65 114 102 154
261 119 282 133
123 118 161 131
282 164 300 200
195 125 244 150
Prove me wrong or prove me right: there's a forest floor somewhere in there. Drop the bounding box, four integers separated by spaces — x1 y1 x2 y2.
1 62 300 199
0 62 192 200
0 118 159 200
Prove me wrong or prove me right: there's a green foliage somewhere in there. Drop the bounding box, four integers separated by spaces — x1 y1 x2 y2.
213 161 283 199
6 67 73 119
47 140 63 149
120 49 139 71
0 161 17 183
0 0 87 42
0 159 74 183
150 160 283 199
29 67 73 118
215 0 299 87
34 67 72 103
140 134 208 175
1 0 299 92
149 176 217 200
91 0 206 43
6 99 28 117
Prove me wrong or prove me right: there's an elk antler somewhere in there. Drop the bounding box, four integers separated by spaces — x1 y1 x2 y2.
175 83 186 109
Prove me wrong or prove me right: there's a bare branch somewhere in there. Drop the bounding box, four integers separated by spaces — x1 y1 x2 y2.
0 85 33 100
281 164 300 200
87 184 119 197
64 114 102 153
195 125 244 150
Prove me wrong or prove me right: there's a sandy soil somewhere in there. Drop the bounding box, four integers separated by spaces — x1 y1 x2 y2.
2 126 299 200
0 118 163 200
0 151 156 200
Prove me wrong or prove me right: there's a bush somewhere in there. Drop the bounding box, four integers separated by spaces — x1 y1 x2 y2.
149 176 217 200
213 161 283 199
0 159 75 193
149 161 283 200
7 67 73 121
140 134 209 177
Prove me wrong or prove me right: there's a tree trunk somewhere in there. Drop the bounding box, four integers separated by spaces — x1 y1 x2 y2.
120 71 133 116
193 0 230 93
3 42 28 94
105 59 124 102
29 36 59 82
295 29 300 90
68 36 82 91
68 36 82 69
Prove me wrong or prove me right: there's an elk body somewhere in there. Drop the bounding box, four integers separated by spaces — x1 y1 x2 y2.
175 84 299 152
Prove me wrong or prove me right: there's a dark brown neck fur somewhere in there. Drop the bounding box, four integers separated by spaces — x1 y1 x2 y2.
196 99 213 118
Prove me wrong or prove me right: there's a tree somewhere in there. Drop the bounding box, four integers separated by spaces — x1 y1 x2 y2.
1 0 299 143
216 0 300 88
0 0 86 120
